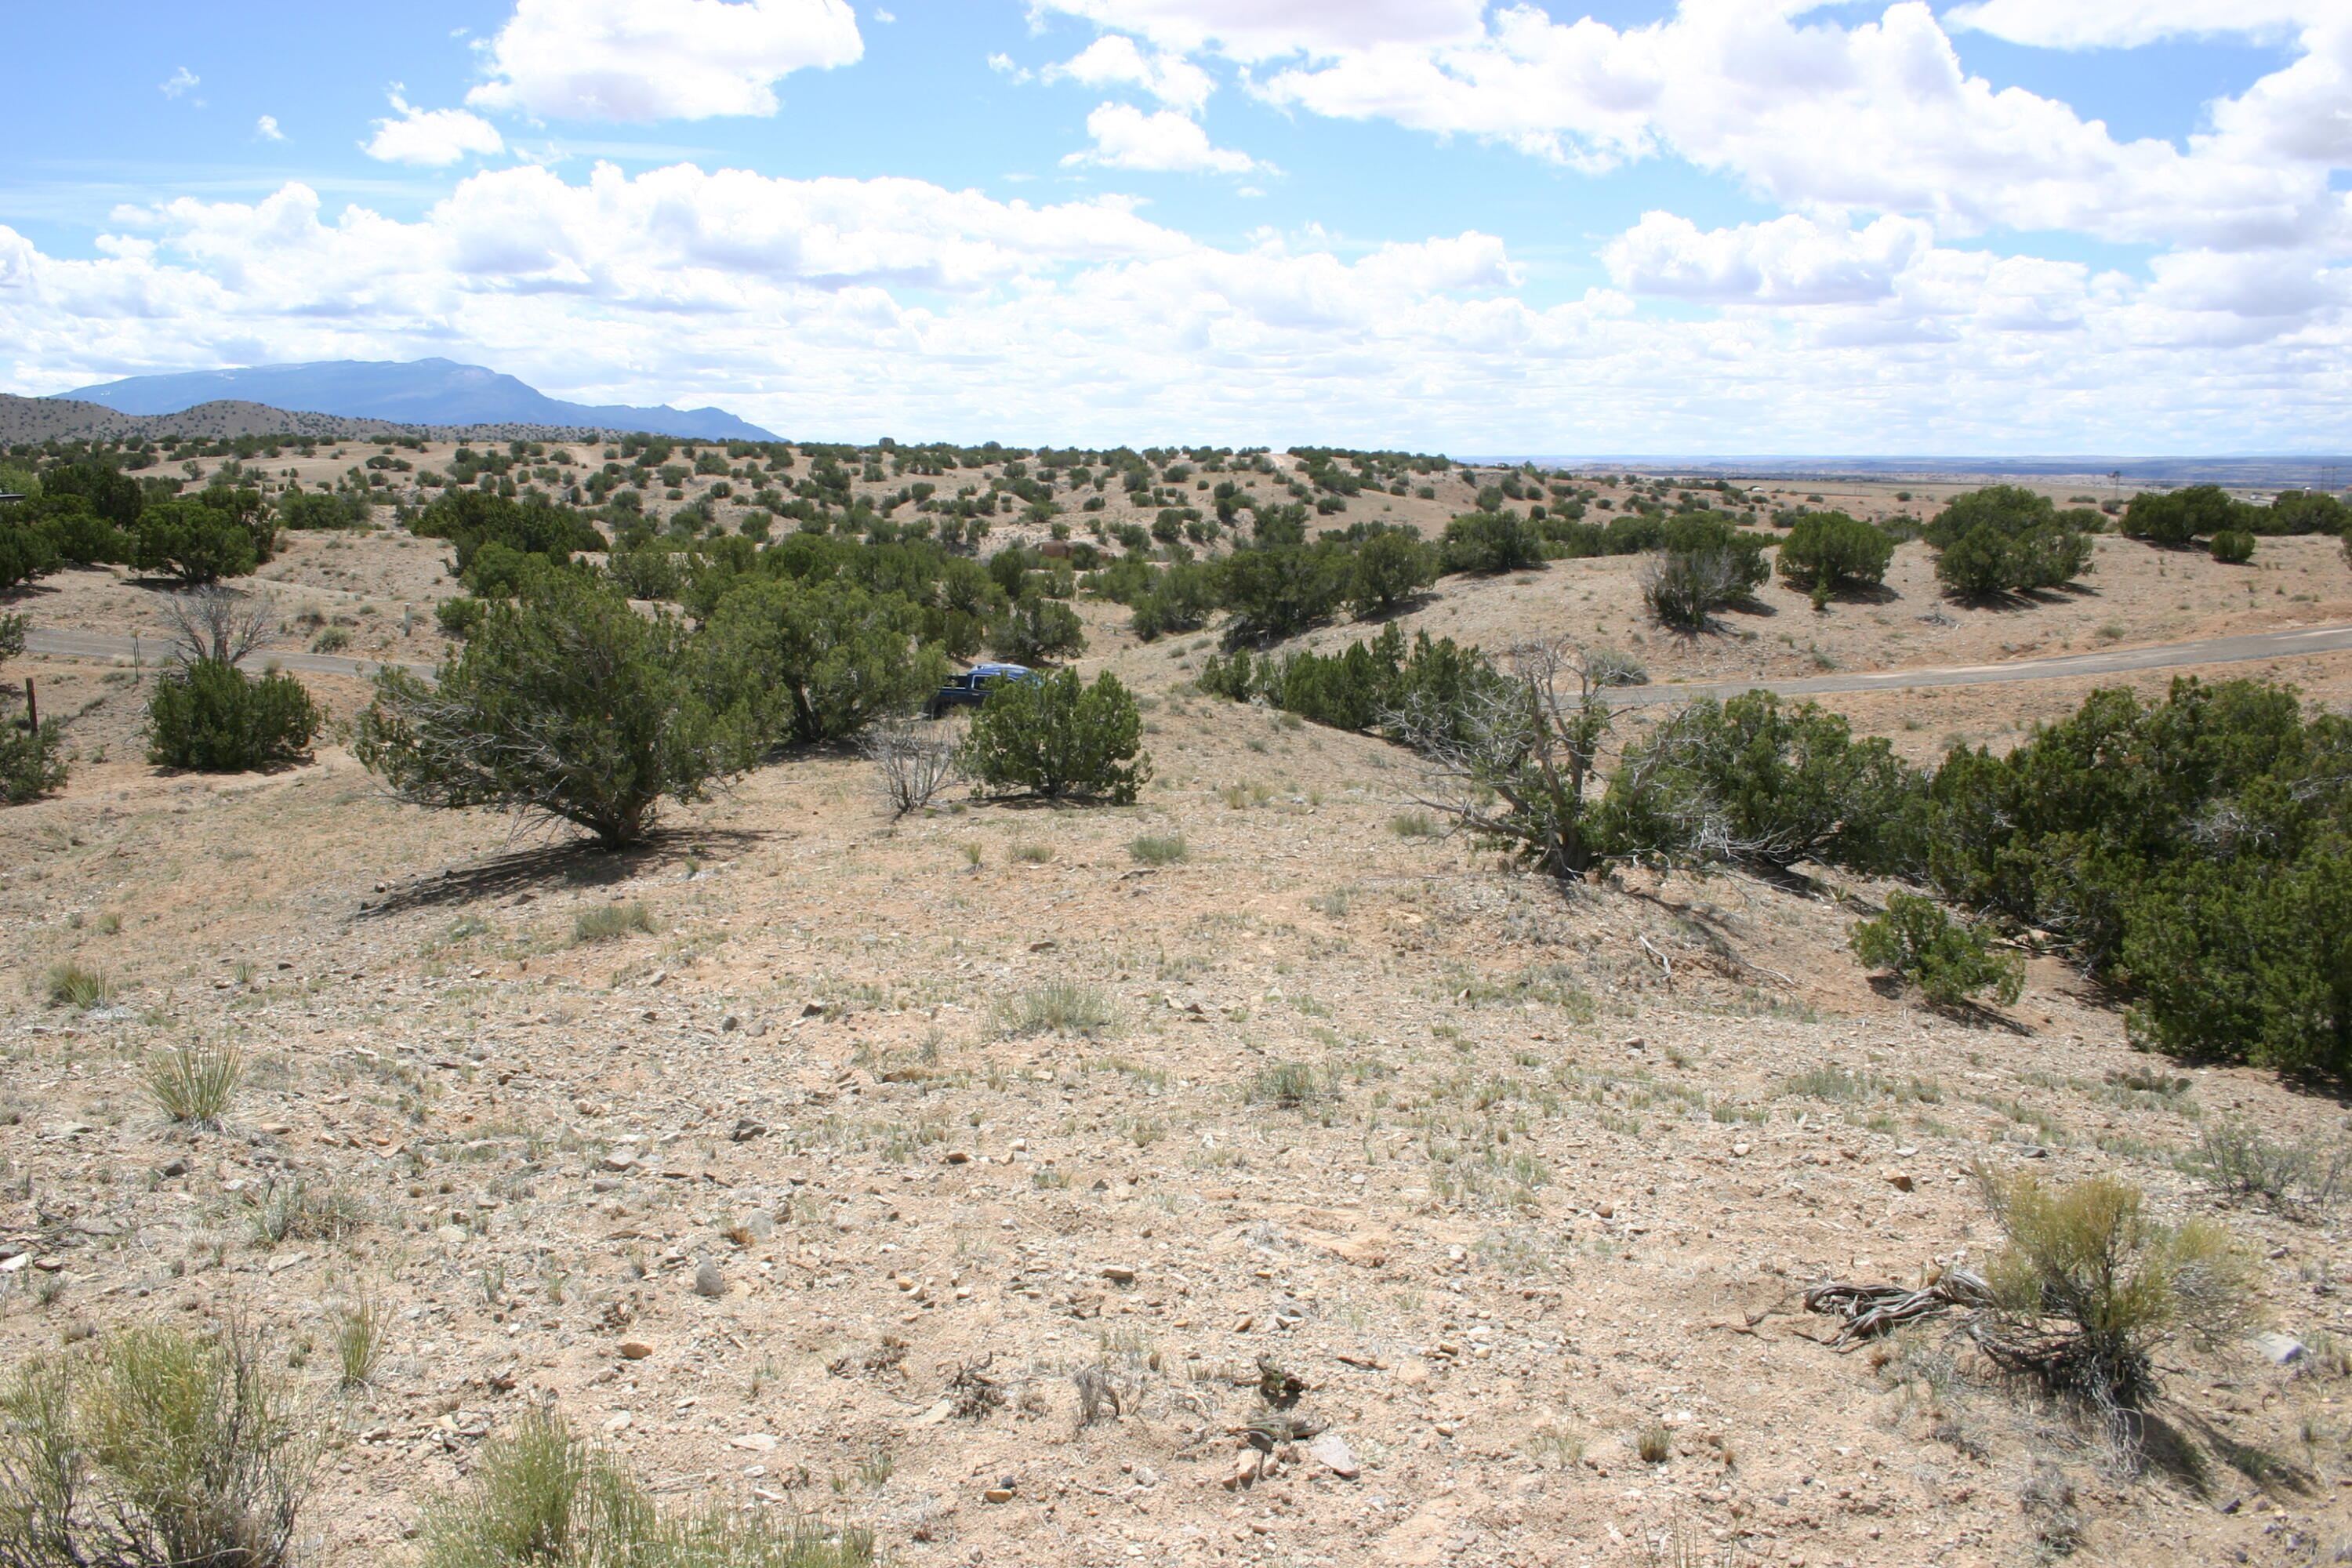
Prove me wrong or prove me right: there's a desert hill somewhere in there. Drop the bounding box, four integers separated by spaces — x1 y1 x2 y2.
2 440 2351 1567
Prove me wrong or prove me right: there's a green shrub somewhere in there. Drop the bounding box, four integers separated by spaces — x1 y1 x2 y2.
1348 528 1439 615
420 1406 871 1568
437 596 488 638
0 1323 314 1568
130 493 275 584
277 491 368 530
1640 547 1747 630
147 659 322 771
1848 891 2022 1007
960 667 1150 803
1775 511 1893 592
1128 561 1218 641
1214 541 1351 648
146 1037 244 1127
357 574 756 849
411 491 603 575
0 514 64 590
2208 529 2255 564
987 593 1087 664
1128 834 1189 865
0 613 22 662
1601 692 1918 873
2 710 68 803
1924 487 2092 597
1976 1171 2252 1405
1918 677 2350 1069
574 903 655 943
701 576 948 746
1438 511 1543 575
2122 484 2237 546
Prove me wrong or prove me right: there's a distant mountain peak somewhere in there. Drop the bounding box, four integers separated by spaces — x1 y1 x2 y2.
55 358 778 442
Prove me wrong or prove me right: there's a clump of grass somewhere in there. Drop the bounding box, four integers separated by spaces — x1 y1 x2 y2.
1388 811 1442 839
0 1322 314 1568
2181 1120 2350 1211
1781 1064 1940 1103
1010 842 1054 865
419 1407 871 1568
336 1296 389 1389
1245 1061 1328 1108
246 1177 368 1248
146 1037 245 1127
989 982 1116 1039
573 902 654 944
43 961 111 1010
1128 834 1189 866
1635 1422 1673 1464
1976 1168 2253 1406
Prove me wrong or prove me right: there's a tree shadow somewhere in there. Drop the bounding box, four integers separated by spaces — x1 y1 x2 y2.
2159 1406 2318 1497
355 826 768 919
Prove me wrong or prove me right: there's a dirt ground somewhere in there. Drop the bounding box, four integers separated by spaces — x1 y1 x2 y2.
5 463 2352 1568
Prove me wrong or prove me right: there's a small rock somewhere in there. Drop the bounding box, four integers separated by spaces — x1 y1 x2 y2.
731 1433 778 1452
604 1413 633 1432
434 1225 469 1247
1310 1434 1360 1479
1730 1142 1751 1158
733 1212 776 1243
1885 1171 1915 1192
720 1014 741 1033
1101 1265 1137 1284
984 1483 1017 1504
2256 1333 2308 1367
157 1156 191 1178
693 1261 726 1298
1221 1450 1265 1490
601 1151 639 1173
945 1150 972 1164
2018 1145 2050 1160
800 1001 826 1018
256 1122 292 1137
1595 1204 1615 1219
619 1341 655 1360
729 1120 766 1143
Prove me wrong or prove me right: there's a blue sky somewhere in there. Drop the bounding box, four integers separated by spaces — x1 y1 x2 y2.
0 0 2345 453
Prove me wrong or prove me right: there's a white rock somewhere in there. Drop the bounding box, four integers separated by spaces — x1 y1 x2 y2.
1310 1434 1361 1479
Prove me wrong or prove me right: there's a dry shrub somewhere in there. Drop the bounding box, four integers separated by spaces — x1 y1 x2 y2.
0 1322 315 1568
988 982 1115 1040
573 903 655 944
858 718 959 818
1975 1169 2253 1406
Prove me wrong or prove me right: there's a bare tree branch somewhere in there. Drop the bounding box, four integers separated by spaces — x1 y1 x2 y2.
158 586 274 666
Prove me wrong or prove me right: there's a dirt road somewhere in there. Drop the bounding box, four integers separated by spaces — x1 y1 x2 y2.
1607 620 2352 705
18 626 433 680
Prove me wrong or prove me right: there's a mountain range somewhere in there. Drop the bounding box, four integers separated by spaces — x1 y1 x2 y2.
53 358 777 442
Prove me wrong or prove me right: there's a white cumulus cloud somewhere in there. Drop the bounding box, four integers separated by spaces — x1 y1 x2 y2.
1034 0 1485 62
365 94 506 166
1945 0 2327 49
1048 34 1214 112
256 114 285 142
0 164 2345 453
160 66 199 100
1064 102 1259 172
469 0 863 122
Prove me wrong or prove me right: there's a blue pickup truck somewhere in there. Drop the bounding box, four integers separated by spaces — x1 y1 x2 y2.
921 662 1033 719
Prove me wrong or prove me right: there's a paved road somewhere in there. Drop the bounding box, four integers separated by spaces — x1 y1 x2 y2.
18 626 434 680
1606 621 2352 706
